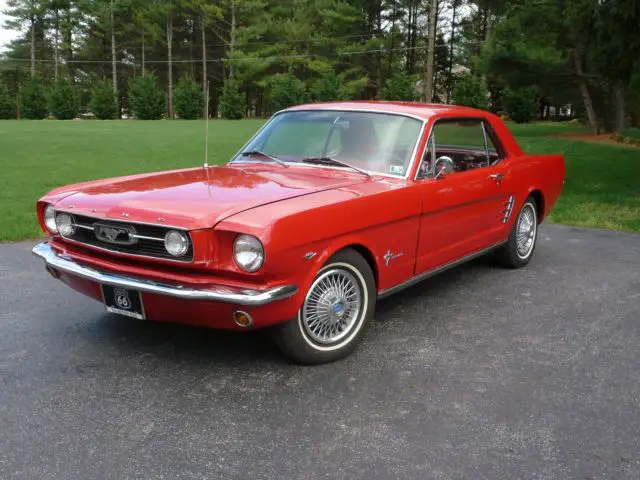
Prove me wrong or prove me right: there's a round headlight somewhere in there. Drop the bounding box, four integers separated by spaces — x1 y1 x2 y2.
164 230 189 257
55 213 75 237
44 205 58 233
233 234 264 272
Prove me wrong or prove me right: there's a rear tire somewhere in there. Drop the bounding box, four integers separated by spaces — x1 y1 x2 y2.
272 249 376 365
497 196 538 269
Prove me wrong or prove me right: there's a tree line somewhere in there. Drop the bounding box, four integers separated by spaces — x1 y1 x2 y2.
0 0 638 131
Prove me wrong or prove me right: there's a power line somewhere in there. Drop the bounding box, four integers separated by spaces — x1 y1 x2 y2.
2 40 485 65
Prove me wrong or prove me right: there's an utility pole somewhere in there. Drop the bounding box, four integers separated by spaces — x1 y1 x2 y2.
229 0 236 79
111 0 118 114
424 0 437 103
167 4 174 119
447 0 459 103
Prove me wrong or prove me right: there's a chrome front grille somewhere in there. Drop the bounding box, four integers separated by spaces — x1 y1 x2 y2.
60 213 194 262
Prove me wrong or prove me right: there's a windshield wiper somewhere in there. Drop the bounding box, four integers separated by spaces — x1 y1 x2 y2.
301 156 371 177
239 150 289 168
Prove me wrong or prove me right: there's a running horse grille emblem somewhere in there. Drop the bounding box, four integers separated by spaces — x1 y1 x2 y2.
93 223 138 245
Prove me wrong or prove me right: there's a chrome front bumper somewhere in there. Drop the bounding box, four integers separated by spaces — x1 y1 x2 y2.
32 242 298 306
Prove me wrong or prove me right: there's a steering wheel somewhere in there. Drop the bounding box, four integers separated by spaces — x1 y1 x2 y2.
434 156 455 178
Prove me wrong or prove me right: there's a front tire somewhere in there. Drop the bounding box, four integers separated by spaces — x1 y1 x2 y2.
497 196 538 268
272 249 376 364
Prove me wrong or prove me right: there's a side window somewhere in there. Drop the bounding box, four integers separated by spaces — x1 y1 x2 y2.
430 119 499 174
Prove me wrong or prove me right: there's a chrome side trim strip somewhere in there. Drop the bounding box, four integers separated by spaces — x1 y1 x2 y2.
32 242 298 307
377 241 507 299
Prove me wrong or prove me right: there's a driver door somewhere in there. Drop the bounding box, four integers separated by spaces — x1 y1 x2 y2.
413 118 512 275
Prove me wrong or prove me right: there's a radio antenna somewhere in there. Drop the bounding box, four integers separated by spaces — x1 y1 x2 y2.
203 81 210 168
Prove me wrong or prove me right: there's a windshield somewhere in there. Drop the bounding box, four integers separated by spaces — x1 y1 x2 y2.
232 110 424 177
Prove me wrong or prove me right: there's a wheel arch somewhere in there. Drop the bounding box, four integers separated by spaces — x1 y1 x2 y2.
340 243 379 289
528 189 546 223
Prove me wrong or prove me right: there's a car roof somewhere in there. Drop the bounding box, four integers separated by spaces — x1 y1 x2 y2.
283 101 491 121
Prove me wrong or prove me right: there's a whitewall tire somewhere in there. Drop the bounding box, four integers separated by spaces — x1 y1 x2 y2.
497 196 539 268
272 249 376 364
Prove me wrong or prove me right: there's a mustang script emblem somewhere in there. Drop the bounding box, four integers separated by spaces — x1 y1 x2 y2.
114 288 131 310
94 223 137 245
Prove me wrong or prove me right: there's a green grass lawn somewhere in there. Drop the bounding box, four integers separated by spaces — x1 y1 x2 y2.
620 128 640 140
0 119 638 241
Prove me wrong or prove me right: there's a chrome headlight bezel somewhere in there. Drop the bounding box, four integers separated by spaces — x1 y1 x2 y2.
164 230 189 257
233 234 265 272
44 205 58 234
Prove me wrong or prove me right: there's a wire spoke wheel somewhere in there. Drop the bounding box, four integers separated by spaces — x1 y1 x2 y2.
516 203 537 259
302 268 363 345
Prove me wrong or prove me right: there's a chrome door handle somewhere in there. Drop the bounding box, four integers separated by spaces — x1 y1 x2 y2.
489 173 504 182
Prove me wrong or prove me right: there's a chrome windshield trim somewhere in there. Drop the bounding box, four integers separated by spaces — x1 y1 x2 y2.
32 242 298 306
228 109 426 181
230 159 407 180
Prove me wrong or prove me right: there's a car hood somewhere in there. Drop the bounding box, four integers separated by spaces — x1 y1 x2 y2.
51 164 368 230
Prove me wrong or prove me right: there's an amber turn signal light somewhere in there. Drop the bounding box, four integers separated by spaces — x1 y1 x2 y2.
233 311 253 328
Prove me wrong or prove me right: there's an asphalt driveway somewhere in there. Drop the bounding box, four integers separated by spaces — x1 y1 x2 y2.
0 224 639 480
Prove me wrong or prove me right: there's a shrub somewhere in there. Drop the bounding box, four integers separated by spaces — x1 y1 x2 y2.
174 75 204 119
379 72 418 101
48 79 79 119
267 72 307 113
90 79 118 119
452 74 489 110
312 72 348 102
128 74 165 120
502 86 538 123
0 82 15 119
219 78 245 119
20 76 48 119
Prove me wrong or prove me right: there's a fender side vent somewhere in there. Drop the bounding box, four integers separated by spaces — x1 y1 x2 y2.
502 195 515 223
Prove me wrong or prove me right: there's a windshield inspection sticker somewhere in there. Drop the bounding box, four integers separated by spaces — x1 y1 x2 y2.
389 165 404 175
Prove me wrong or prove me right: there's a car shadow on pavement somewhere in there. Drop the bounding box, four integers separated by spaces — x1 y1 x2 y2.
375 254 501 317
95 313 285 365
90 255 501 365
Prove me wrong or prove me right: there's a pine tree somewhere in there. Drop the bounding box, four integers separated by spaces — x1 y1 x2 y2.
380 72 418 101
128 74 166 120
267 73 307 114
90 79 118 119
312 72 348 102
219 78 245 119
48 78 79 119
0 82 16 119
174 75 204 119
452 74 488 110
503 86 538 123
20 76 48 119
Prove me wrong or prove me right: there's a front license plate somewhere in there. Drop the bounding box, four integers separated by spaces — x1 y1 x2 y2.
101 285 145 320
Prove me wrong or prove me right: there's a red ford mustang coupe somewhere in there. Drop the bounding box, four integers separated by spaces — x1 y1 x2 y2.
33 102 565 364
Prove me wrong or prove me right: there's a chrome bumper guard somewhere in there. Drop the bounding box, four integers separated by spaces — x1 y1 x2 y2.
32 242 298 306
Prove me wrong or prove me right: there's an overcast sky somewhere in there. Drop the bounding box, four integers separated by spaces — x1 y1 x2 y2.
0 0 18 52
